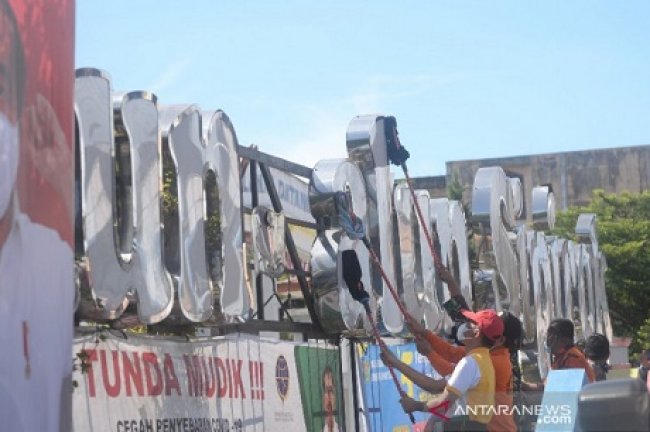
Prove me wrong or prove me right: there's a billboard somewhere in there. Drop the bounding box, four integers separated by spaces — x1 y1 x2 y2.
0 0 75 431
357 342 442 432
72 333 343 432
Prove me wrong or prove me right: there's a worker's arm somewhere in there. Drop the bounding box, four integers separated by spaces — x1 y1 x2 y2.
406 316 465 364
437 265 462 298
400 353 475 417
425 348 456 377
380 347 447 394
422 331 465 363
437 265 472 321
399 387 459 413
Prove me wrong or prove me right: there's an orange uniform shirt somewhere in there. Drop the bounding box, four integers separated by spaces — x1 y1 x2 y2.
488 346 516 432
423 331 516 432
551 345 595 383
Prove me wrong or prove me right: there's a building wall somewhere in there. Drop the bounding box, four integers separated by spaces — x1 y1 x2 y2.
410 175 448 199
442 145 650 219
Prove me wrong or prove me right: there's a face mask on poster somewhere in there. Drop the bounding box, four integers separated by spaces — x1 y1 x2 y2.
0 112 19 216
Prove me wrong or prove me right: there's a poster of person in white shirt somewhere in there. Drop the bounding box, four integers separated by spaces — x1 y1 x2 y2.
295 345 344 432
0 0 74 431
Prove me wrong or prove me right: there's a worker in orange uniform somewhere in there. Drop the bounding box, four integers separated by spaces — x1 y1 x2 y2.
398 308 502 431
522 318 595 391
381 266 521 432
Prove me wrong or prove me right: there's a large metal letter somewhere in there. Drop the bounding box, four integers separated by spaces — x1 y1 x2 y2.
416 191 443 333
549 238 566 319
115 91 174 322
577 245 595 339
346 115 401 333
309 159 368 333
160 105 212 321
471 167 519 312
517 226 535 340
202 110 247 317
75 69 173 322
393 184 426 324
532 185 556 231
431 198 473 332
576 214 598 339
531 232 553 378
565 241 580 327
551 238 571 319
595 253 613 340
449 201 473 308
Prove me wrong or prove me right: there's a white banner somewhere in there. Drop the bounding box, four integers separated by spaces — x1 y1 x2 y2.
72 333 342 432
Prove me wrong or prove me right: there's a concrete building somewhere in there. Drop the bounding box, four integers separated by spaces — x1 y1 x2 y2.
413 144 650 220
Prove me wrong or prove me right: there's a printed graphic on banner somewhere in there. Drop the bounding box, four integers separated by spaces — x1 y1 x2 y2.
295 345 344 432
358 342 444 432
72 333 346 431
0 1 74 431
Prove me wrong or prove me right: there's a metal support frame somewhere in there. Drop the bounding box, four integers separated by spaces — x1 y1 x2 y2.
210 320 332 339
238 144 323 334
252 284 294 323
349 340 361 432
258 162 321 329
238 144 312 179
249 160 265 321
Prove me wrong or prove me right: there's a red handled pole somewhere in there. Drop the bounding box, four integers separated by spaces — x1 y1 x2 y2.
361 300 416 425
361 237 412 320
401 163 443 271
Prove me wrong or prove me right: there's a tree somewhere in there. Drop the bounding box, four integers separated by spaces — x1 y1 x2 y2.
447 171 465 203
551 189 650 355
630 316 650 364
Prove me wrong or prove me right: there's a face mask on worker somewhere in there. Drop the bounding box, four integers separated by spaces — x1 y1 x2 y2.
456 322 472 343
0 112 19 216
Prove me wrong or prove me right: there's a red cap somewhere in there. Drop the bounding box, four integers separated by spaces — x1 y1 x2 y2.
461 309 504 341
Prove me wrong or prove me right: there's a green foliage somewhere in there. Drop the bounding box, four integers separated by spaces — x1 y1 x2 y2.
161 149 178 218
630 316 650 363
551 189 650 358
204 170 222 284
447 171 465 202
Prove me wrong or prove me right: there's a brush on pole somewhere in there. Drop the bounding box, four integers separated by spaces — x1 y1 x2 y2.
384 116 443 272
342 249 416 425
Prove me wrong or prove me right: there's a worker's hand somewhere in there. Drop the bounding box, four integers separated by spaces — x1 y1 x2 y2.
399 395 424 413
415 335 433 356
521 381 544 392
379 346 398 366
405 315 427 337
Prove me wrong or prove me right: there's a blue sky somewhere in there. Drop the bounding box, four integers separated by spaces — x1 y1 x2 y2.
76 1 650 177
